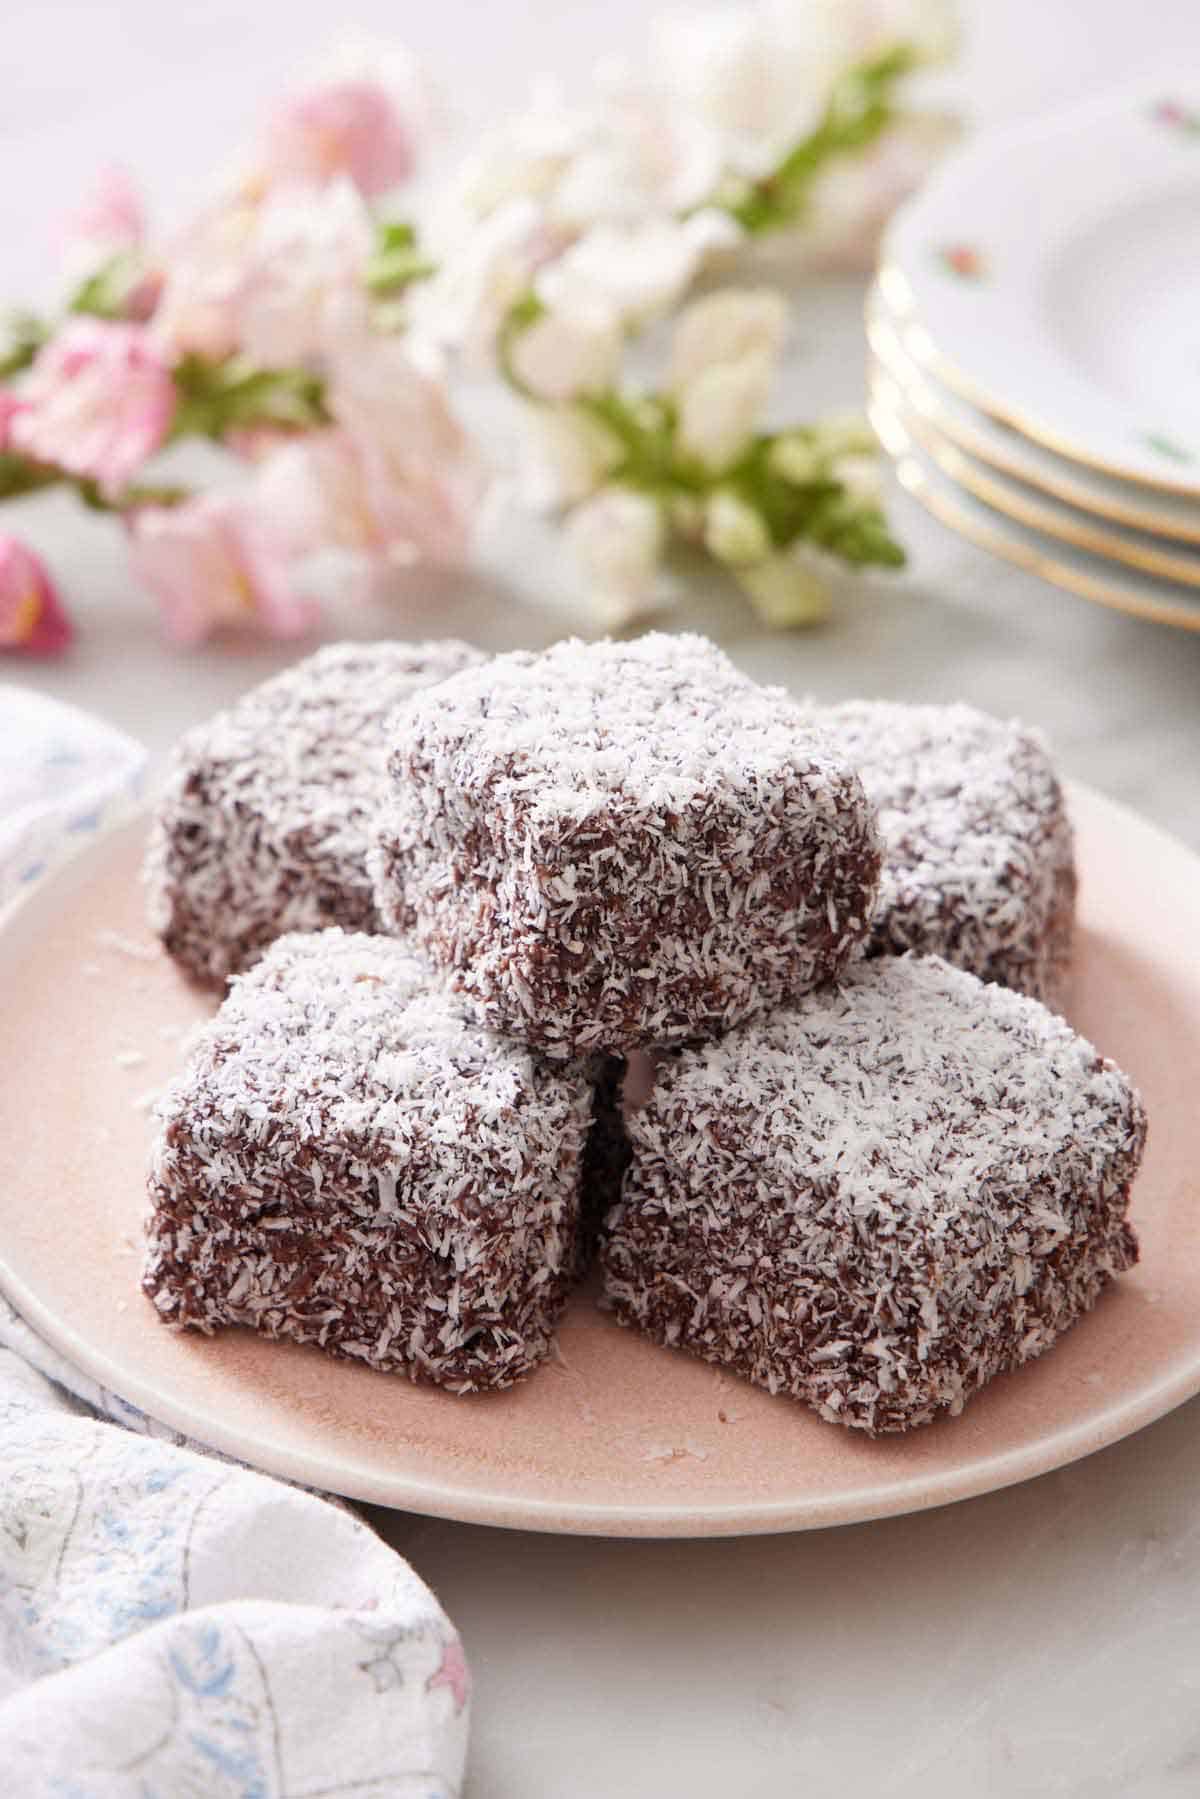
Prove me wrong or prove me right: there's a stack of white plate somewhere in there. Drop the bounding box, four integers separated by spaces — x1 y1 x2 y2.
871 83 1200 630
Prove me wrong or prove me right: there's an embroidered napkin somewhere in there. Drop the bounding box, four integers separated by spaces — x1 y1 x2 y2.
0 684 470 1798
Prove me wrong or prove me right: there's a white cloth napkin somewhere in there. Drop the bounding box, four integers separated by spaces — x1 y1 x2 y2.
0 685 470 1798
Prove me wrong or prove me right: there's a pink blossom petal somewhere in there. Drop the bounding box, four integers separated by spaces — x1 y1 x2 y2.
0 536 74 656
58 164 144 261
12 319 175 497
127 493 318 646
0 390 26 452
265 80 419 197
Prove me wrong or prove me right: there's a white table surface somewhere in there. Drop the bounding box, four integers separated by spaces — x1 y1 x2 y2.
5 3 1200 1794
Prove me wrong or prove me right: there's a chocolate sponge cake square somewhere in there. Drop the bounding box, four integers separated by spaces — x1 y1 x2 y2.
603 955 1144 1432
371 633 882 1059
144 929 593 1391
146 639 484 987
817 701 1075 1003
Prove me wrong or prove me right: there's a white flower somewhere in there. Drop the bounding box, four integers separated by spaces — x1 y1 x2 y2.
410 197 555 364
767 433 823 484
233 179 374 365
435 70 721 242
564 487 670 626
648 1 852 176
666 287 788 392
734 548 831 626
704 489 771 565
833 452 883 507
442 82 596 220
548 89 724 228
520 404 623 509
507 301 624 402
667 286 788 470
540 211 738 331
677 355 772 470
647 0 954 180
866 0 960 64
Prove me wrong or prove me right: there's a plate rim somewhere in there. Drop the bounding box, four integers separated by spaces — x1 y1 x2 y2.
2 798 1200 1536
864 291 1200 547
878 80 1200 499
870 392 1200 634
870 366 1200 589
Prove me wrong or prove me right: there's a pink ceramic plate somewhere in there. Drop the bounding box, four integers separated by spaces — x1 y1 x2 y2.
1 786 1197 1537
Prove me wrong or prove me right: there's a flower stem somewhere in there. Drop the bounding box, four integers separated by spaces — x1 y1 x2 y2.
716 44 920 236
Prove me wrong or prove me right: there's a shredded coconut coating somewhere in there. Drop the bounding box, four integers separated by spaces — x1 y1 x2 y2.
603 955 1144 1434
815 701 1076 1004
143 929 594 1392
371 634 882 1058
145 639 485 988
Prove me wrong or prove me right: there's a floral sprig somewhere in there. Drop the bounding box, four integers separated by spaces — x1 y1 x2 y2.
0 133 480 649
507 285 901 626
712 44 925 235
418 0 957 365
0 8 957 656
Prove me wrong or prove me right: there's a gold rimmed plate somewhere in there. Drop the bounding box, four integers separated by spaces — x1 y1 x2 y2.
866 291 1200 548
869 365 1200 592
869 392 1200 633
879 83 1200 498
2 812 1200 1533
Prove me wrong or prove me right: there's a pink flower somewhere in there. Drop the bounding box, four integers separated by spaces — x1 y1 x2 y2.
254 322 486 570
58 164 144 264
233 180 375 366
152 199 259 362
0 537 73 656
0 390 26 452
127 493 317 645
326 321 473 484
11 319 175 497
263 79 420 197
155 182 373 367
256 427 479 572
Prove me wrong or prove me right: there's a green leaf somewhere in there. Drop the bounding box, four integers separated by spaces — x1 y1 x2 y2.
366 222 437 296
718 42 920 236
366 249 438 295
718 428 904 571
169 354 330 441
377 221 418 254
0 312 48 380
0 450 61 502
66 251 149 321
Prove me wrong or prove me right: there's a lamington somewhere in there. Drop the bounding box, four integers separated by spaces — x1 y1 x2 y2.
815 700 1075 1002
602 955 1145 1433
143 929 593 1392
370 634 883 1059
145 639 484 987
